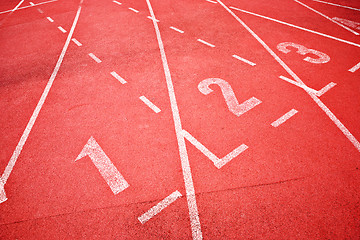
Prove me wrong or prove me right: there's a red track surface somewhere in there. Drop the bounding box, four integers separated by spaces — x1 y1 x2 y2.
1 0 360 239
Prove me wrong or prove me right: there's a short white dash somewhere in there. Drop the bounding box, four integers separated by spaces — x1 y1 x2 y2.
46 16 54 22
169 26 184 33
58 26 66 33
271 109 298 127
88 53 102 63
71 38 82 46
197 38 215 48
138 190 182 224
128 7 139 13
110 71 127 84
317 82 336 97
0 180 7 203
37 8 44 13
147 16 159 22
349 62 360 73
29 2 35 6
113 0 122 5
206 0 217 3
232 54 256 66
139 96 161 113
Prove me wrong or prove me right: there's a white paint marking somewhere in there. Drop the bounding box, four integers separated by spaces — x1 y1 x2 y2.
145 0 203 238
294 0 359 35
232 54 256 66
182 130 248 169
88 53 102 63
169 26 184 33
138 190 182 224
271 109 298 127
219 0 360 152
0 0 57 15
76 137 129 195
58 26 67 33
312 0 360 12
0 180 7 204
205 0 217 4
349 62 360 73
0 0 84 203
332 17 360 30
38 8 44 13
279 76 335 96
128 7 139 13
228 6 360 48
113 0 122 5
11 0 25 13
277 42 330 64
316 82 336 96
29 2 35 6
139 96 161 113
0 0 24 26
197 39 215 48
147 16 159 22
110 71 127 84
71 38 82 46
46 16 54 22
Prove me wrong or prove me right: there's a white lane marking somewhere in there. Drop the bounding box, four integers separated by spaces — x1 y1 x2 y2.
46 16 54 22
113 0 122 5
349 62 360 73
279 76 336 96
147 16 159 22
76 137 129 195
58 26 67 33
71 38 82 46
128 7 139 13
294 0 359 35
0 180 7 203
169 26 184 33
312 0 360 12
38 8 44 13
145 0 203 238
139 96 161 113
0 0 84 202
232 54 256 66
271 109 298 127
197 39 215 48
0 0 24 26
205 0 217 3
277 42 330 64
88 53 102 63
219 0 360 152
110 71 127 84
0 0 57 15
138 190 182 224
182 130 248 169
29 2 35 6
332 17 360 30
10 0 24 13
316 82 336 96
229 6 360 48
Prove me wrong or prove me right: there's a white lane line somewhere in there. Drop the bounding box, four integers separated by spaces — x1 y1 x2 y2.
182 130 248 169
332 17 360 30
38 8 44 13
113 0 122 5
316 82 336 96
0 0 84 203
46 16 54 22
0 0 24 26
71 38 82 46
232 54 256 66
145 0 203 238
110 71 127 84
205 0 217 3
197 39 215 48
294 0 359 35
58 26 67 33
88 53 102 63
128 7 139 13
219 1 360 152
169 26 184 33
349 62 360 73
0 0 57 15
312 0 360 12
229 6 360 48
138 190 182 224
0 180 7 203
139 96 161 113
29 2 35 6
147 16 159 22
271 109 298 127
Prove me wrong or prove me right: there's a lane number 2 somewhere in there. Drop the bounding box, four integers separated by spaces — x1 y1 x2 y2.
277 42 330 64
198 78 262 117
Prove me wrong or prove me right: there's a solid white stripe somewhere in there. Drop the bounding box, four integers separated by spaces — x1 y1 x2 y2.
169 26 184 33
110 71 127 84
232 54 256 66
139 96 161 113
271 109 298 127
88 53 102 63
197 39 215 47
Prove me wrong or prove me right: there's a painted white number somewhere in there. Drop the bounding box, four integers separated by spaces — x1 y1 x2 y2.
198 78 262 117
277 42 330 64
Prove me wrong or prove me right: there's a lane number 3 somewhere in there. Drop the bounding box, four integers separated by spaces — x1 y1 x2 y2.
277 42 330 64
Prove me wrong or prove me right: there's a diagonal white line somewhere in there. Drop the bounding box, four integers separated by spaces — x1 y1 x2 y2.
0 0 24 26
349 62 360 73
271 109 298 127
232 54 256 66
312 0 360 12
139 96 161 113
0 0 57 15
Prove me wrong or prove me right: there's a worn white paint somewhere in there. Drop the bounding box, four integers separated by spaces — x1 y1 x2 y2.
349 62 360 73
113 0 122 5
139 96 161 113
277 42 330 64
0 179 7 203
38 8 44 13
332 17 360 30
128 7 139 13
29 2 35 6
0 0 56 14
110 71 127 84
271 109 298 127
46 16 54 22
58 26 67 33
313 0 360 12
88 53 102 63
71 38 82 46
279 76 335 97
169 26 184 33
232 54 256 66
197 39 215 48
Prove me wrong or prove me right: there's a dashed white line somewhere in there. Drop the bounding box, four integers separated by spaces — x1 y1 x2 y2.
316 82 336 97
58 26 67 33
271 109 298 127
37 8 44 13
88 53 102 63
46 16 54 22
205 0 217 3
128 7 139 13
138 190 182 224
232 54 256 66
312 0 360 12
139 96 161 113
197 39 215 48
0 0 57 15
71 38 82 46
280 75 318 94
349 62 360 73
147 16 159 22
113 0 122 5
169 26 184 33
110 71 127 84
